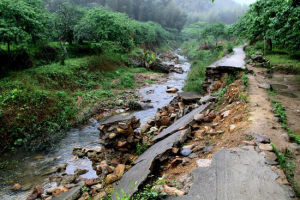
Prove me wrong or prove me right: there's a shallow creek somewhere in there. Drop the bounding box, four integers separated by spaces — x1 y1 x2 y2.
0 52 190 199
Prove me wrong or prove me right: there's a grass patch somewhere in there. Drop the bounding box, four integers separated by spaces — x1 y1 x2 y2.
271 143 300 196
265 54 300 74
0 51 145 152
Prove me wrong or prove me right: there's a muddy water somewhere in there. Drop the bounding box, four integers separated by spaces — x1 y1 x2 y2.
0 52 190 199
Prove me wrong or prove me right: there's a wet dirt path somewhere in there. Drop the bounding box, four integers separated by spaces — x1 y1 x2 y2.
247 66 300 196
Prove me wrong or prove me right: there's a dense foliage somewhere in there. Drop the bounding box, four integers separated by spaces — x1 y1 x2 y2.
233 0 300 51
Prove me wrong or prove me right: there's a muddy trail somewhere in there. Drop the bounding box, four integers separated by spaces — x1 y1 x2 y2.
2 46 300 200
0 51 190 199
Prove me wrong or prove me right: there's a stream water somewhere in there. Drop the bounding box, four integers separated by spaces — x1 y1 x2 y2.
0 52 190 200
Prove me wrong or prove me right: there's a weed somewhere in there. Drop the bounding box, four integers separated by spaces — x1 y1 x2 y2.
119 73 135 89
239 92 249 103
135 143 148 156
81 186 89 193
241 73 248 87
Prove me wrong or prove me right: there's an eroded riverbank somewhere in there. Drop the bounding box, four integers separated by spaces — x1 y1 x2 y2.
0 52 190 199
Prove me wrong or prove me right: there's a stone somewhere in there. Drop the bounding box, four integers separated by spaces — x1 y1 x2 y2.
258 83 271 90
229 124 236 132
12 183 21 191
108 133 117 139
194 130 205 138
52 187 68 196
52 183 83 200
221 110 230 118
203 145 213 153
188 153 198 159
178 102 185 109
105 174 119 184
259 144 273 151
115 164 125 179
84 178 100 186
172 148 179 154
92 191 107 200
196 159 212 167
180 148 193 157
199 95 214 104
163 185 185 196
117 141 127 148
194 113 205 122
243 141 257 146
182 144 195 150
178 92 202 102
160 116 171 126
193 145 205 152
255 135 271 144
271 166 289 185
147 127 158 134
61 174 77 185
117 128 128 134
26 186 44 200
166 87 179 93
169 158 183 168
74 169 89 176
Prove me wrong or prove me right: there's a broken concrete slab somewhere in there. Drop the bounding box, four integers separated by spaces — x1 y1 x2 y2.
169 146 292 200
52 182 84 200
152 103 210 142
100 113 133 126
178 92 202 102
112 129 190 200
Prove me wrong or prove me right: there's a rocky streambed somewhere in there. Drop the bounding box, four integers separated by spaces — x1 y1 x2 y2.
0 51 190 200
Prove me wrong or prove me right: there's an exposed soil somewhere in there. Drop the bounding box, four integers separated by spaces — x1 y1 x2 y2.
247 65 300 195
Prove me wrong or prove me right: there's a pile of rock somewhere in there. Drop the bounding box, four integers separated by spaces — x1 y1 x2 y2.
98 116 141 151
140 98 195 136
160 52 179 63
247 52 270 68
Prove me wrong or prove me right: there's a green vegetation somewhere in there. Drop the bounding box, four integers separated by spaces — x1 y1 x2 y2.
271 101 300 144
135 143 148 156
180 21 239 93
0 53 157 152
271 143 299 196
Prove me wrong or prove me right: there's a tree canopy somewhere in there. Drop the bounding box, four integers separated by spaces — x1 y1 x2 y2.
233 0 300 50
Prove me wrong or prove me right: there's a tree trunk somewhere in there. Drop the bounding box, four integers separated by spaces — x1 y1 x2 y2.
267 39 272 51
7 42 10 53
60 40 67 66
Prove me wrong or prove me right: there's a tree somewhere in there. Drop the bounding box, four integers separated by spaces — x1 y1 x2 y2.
201 22 227 46
233 0 300 51
0 0 47 52
54 3 86 45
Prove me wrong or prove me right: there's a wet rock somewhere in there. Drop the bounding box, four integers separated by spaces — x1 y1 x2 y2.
188 153 198 159
180 148 193 157
12 183 21 191
221 110 230 118
243 141 257 146
258 83 271 90
169 158 183 168
172 148 179 154
92 191 107 200
178 92 202 102
84 178 100 186
52 182 84 200
194 113 205 122
163 185 185 196
259 144 273 151
26 186 44 200
203 145 213 153
229 124 236 132
196 159 212 167
52 187 68 196
255 135 271 144
199 95 215 104
61 174 77 185
105 174 119 184
74 169 89 176
166 87 179 93
115 164 125 179
182 144 195 150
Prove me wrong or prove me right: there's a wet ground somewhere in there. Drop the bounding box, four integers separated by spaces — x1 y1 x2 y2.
0 52 190 199
270 73 300 136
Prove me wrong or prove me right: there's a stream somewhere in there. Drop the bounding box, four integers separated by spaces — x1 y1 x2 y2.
0 51 190 200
